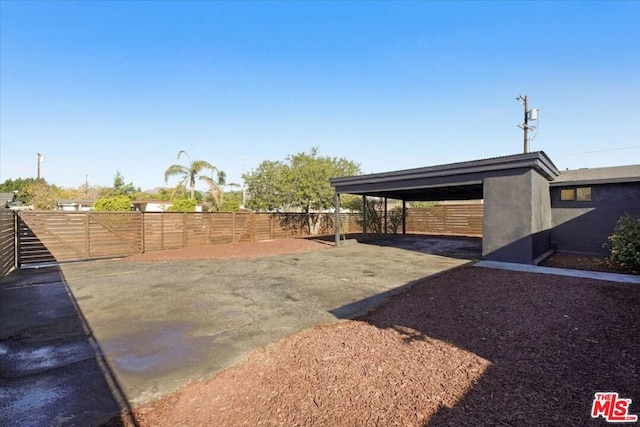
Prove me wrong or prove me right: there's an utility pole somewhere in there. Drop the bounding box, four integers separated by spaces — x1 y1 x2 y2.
37 153 44 180
517 95 538 153
239 156 247 209
521 95 529 153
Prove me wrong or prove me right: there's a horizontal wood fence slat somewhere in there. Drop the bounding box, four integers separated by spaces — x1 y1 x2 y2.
14 204 482 266
17 212 142 265
406 205 483 236
0 212 16 277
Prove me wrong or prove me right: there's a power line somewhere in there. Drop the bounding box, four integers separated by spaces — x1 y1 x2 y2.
554 145 640 157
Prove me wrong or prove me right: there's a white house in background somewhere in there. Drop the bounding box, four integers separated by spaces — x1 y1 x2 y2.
131 200 204 212
131 200 172 212
57 199 94 211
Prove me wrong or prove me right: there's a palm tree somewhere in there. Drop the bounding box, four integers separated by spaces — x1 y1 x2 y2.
164 151 223 200
207 170 226 211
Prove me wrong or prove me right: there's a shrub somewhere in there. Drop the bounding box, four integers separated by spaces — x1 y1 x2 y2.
607 213 640 271
93 195 132 211
387 206 405 234
168 198 196 212
347 198 407 235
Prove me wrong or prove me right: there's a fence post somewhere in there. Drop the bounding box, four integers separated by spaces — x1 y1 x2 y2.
270 215 274 240
443 205 448 234
86 212 91 258
232 212 236 243
208 212 212 244
183 212 187 247
161 212 165 250
140 211 145 253
14 212 21 268
251 213 256 242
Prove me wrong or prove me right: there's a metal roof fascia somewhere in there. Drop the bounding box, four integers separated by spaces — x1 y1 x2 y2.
335 180 483 195
532 159 561 181
331 152 560 192
332 160 550 189
332 151 550 181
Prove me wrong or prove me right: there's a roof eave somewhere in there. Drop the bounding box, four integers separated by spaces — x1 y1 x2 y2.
331 151 560 189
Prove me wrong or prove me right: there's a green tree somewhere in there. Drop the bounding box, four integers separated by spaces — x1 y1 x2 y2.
244 147 361 232
243 160 289 211
341 196 406 235
111 171 137 196
157 187 203 203
164 151 224 200
0 177 41 194
27 181 62 210
157 187 177 201
0 177 49 206
167 198 197 212
205 170 232 212
219 190 242 212
93 195 132 211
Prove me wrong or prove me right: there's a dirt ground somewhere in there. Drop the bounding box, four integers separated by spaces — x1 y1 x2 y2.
105 239 640 426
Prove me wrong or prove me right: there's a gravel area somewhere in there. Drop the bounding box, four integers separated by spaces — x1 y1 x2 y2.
107 240 640 426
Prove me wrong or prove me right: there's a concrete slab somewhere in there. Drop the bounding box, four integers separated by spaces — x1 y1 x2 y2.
0 267 133 427
474 260 640 284
1 238 475 425
360 234 482 259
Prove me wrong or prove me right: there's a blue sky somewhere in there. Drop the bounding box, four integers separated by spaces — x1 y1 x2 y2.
1 1 639 192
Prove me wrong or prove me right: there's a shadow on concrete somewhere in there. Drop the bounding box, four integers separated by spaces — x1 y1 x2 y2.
15 216 58 267
349 234 483 261
0 266 137 426
330 266 640 426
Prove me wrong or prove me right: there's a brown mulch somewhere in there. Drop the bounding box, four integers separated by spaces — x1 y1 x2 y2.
541 252 639 275
108 243 640 426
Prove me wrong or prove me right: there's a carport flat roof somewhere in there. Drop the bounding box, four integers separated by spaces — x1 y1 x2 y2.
330 151 560 201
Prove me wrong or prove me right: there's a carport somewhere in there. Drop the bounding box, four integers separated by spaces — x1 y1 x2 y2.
330 151 560 264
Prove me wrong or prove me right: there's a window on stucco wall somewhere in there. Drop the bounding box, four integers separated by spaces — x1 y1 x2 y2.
560 187 592 201
576 187 592 201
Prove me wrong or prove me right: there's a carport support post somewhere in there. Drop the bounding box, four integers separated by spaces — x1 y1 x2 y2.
362 195 367 239
334 193 341 246
402 200 407 235
384 197 388 235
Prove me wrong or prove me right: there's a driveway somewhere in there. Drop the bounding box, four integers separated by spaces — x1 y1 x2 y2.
0 236 479 426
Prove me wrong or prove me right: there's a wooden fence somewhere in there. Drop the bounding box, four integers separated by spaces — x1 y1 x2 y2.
17 211 143 266
10 204 482 268
0 212 15 277
406 205 483 237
